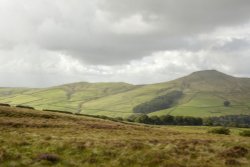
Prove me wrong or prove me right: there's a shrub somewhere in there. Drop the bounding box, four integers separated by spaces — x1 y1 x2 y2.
129 142 145 150
224 101 230 107
16 105 34 110
134 114 150 124
0 103 10 107
204 115 250 128
159 115 174 125
208 127 230 135
114 117 123 121
36 153 60 163
173 116 202 125
0 148 7 162
43 109 72 114
220 146 248 158
225 159 240 166
150 116 162 125
239 130 250 137
127 114 141 122
127 114 203 126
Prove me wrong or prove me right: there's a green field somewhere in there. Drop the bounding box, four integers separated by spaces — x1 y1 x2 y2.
0 106 249 167
0 70 250 118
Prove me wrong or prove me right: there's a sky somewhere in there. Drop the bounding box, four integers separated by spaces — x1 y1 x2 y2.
0 0 250 87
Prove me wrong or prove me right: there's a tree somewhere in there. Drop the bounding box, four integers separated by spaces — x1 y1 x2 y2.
127 114 140 122
182 117 203 125
159 115 174 125
134 114 150 124
150 116 161 125
203 118 213 126
174 116 184 125
224 100 230 107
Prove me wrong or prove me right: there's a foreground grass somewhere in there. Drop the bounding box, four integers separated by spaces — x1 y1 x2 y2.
0 106 249 167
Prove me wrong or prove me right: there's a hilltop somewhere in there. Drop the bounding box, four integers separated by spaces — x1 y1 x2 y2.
0 105 249 166
0 70 250 117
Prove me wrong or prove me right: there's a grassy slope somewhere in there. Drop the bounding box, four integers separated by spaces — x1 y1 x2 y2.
0 70 250 117
0 82 139 115
0 106 250 167
149 71 250 117
82 70 250 117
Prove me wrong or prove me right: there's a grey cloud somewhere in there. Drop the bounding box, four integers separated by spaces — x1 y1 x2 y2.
213 38 250 51
1 49 250 87
42 0 250 64
1 0 250 64
0 1 250 87
100 0 250 33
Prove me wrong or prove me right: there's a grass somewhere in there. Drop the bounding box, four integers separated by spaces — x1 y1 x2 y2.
0 106 250 167
149 92 250 117
208 127 231 135
0 70 250 118
239 130 250 137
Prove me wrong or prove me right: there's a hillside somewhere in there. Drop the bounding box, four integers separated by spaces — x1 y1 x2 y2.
0 70 250 117
0 105 249 166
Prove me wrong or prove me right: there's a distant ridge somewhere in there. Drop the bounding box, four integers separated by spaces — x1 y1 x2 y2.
0 70 250 118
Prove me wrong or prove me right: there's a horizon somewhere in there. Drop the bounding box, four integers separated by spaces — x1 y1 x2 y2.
0 0 250 87
0 69 246 88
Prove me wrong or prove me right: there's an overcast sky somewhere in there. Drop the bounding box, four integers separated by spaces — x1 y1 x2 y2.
0 0 250 87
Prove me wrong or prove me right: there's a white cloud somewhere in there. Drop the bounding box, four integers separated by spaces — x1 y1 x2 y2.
0 0 250 87
1 44 250 87
111 14 156 34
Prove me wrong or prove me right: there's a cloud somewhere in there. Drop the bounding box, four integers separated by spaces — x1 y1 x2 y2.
1 0 250 64
1 46 250 87
0 0 250 87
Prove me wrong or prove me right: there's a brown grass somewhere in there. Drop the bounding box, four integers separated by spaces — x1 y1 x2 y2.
220 146 248 158
0 106 249 167
36 153 60 163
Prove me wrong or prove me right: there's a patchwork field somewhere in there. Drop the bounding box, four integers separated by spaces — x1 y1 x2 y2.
0 70 250 118
0 106 250 167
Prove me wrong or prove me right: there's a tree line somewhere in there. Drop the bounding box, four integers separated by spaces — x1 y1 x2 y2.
203 115 250 128
126 114 203 125
123 114 250 127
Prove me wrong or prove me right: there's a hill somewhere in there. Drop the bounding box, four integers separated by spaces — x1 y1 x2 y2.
0 70 250 117
0 105 249 166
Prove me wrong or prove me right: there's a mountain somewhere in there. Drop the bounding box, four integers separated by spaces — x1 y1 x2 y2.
0 70 250 117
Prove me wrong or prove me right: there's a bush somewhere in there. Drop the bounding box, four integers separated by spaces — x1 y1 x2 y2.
159 115 174 125
134 114 150 124
0 148 8 162
208 127 230 135
127 114 203 126
150 116 162 125
204 115 250 128
0 103 10 107
239 130 250 137
127 114 141 122
173 116 203 125
114 117 123 121
220 146 248 158
43 109 72 114
224 101 230 107
16 105 34 109
36 153 60 163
